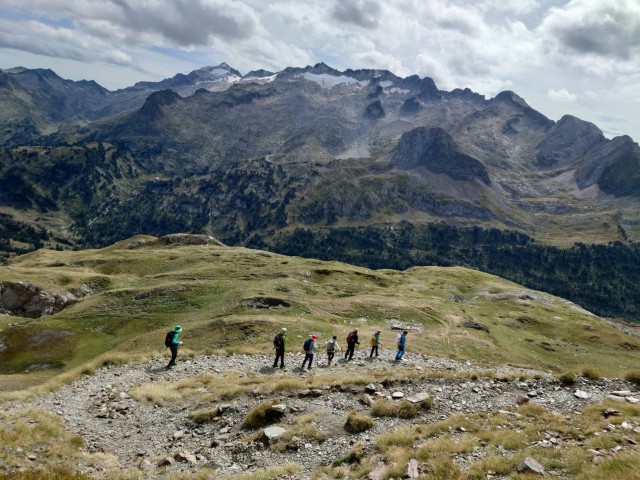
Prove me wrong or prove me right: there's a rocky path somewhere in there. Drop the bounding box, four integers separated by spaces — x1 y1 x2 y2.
18 351 640 478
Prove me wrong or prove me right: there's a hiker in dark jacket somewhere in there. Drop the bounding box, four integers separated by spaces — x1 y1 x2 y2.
301 335 317 370
165 325 183 370
344 329 359 361
273 327 287 369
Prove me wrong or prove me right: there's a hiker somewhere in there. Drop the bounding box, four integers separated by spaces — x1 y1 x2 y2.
395 330 408 361
301 335 318 370
344 329 359 361
164 325 183 370
273 327 287 369
370 330 382 358
325 335 341 366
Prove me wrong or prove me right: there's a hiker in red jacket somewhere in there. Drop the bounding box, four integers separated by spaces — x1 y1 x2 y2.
344 329 359 360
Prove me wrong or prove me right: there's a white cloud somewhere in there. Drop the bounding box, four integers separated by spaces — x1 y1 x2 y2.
478 0 540 15
539 0 640 74
548 88 578 102
0 18 132 65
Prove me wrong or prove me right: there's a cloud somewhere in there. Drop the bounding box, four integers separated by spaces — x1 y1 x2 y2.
331 0 381 29
0 18 132 65
478 0 540 15
2 0 261 47
548 88 577 102
540 0 640 69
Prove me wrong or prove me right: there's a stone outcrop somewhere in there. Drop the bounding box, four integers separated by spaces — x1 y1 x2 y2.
391 126 491 185
0 281 91 318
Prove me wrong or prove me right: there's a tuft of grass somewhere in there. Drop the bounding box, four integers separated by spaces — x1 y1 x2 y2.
376 427 415 449
371 398 431 419
344 411 374 433
581 365 603 380
557 371 577 386
241 399 282 429
128 382 182 406
188 407 221 425
624 369 640 387
217 463 301 480
0 468 93 480
332 442 365 467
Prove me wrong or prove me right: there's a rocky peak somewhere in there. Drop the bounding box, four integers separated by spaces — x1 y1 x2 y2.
391 126 490 184
243 69 275 79
419 77 440 100
192 63 242 78
139 89 181 119
490 90 529 109
536 114 606 168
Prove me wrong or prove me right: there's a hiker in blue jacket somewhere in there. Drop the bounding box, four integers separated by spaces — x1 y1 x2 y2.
165 325 183 370
395 330 408 361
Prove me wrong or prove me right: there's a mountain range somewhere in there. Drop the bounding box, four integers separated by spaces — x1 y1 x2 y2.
2 62 640 319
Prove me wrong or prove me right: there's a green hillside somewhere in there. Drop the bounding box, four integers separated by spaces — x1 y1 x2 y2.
1 234 639 395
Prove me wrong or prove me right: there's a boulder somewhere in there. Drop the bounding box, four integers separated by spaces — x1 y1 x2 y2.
174 451 197 463
361 394 374 406
268 404 287 414
0 281 91 318
260 426 285 445
517 457 546 476
366 461 388 480
406 392 431 404
574 390 590 399
404 458 420 478
158 456 174 467
391 392 404 399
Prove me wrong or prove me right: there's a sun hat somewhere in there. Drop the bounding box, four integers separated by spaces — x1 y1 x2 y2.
310 335 318 340
282 327 287 332
174 325 182 333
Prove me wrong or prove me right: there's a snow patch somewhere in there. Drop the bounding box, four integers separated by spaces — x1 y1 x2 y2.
386 87 410 94
301 72 367 89
242 74 277 84
378 80 393 88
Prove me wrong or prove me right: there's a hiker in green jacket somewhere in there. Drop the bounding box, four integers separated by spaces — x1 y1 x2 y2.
165 325 183 370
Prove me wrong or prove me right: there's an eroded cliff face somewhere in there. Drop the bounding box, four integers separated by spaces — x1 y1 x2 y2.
0 281 91 318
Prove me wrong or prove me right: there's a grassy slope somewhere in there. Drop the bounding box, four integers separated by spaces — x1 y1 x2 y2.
1 235 639 394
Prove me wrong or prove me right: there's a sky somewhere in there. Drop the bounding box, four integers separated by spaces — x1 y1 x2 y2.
0 0 639 141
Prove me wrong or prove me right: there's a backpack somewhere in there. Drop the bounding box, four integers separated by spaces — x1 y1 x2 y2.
165 331 176 348
273 334 282 348
326 339 336 352
347 332 354 343
303 338 312 352
370 335 377 346
395 333 402 346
